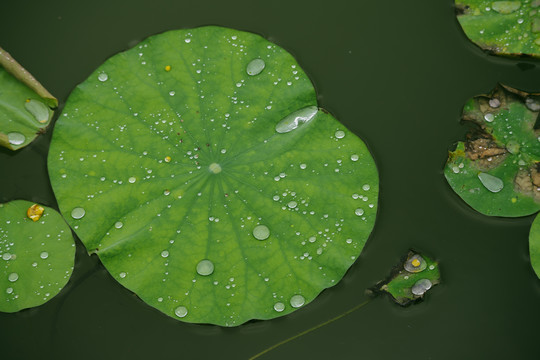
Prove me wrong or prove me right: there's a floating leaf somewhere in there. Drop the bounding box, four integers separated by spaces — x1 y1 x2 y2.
48 26 379 326
0 200 75 312
376 251 440 306
529 213 540 278
0 47 57 150
456 0 540 57
445 84 540 217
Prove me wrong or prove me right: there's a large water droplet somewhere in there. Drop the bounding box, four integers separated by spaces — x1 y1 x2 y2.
71 207 86 219
128 177 136 183
290 294 305 308
478 172 504 193
209 163 222 174
355 208 364 216
40 251 49 259
6 287 13 294
484 113 495 122
24 99 50 123
7 132 25 146
8 273 18 282
114 221 123 229
411 278 432 296
2 253 11 261
274 302 285 312
196 259 214 276
175 306 188 318
253 225 270 240
161 250 169 258
335 130 345 139
246 58 265 76
275 106 318 134
404 254 427 273
98 73 108 82
491 1 521 14
287 201 297 209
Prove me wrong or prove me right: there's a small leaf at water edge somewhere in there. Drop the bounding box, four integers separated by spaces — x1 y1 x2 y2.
48 26 379 326
528 213 540 278
375 251 440 306
456 0 540 57
0 47 57 150
445 84 540 217
0 200 75 312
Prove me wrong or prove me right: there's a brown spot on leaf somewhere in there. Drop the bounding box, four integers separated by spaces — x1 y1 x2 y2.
465 137 507 170
515 164 540 202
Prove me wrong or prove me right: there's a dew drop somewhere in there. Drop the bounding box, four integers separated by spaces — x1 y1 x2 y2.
411 278 432 296
335 130 345 139
24 99 50 123
6 287 13 294
8 273 18 282
362 184 370 191
115 221 123 229
290 294 305 308
196 259 214 276
128 177 136 183
274 302 285 312
246 58 265 76
309 236 316 243
287 201 298 209
161 250 169 258
2 253 11 261
175 306 188 318
355 208 364 216
169 91 175 96
351 154 359 161
478 172 504 193
489 98 501 108
119 272 127 278
275 106 318 133
484 113 495 122
98 73 108 82
71 207 86 219
253 225 270 240
7 132 25 146
526 97 540 111
40 251 49 259
404 254 427 273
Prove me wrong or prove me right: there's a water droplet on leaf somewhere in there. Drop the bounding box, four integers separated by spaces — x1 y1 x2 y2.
253 225 270 240
275 106 318 133
71 207 86 219
196 259 214 276
290 294 305 308
246 58 265 76
24 99 50 123
478 172 504 193
98 73 108 82
40 251 49 259
8 273 18 282
411 278 432 296
175 306 188 318
404 254 427 273
7 132 25 146
273 302 285 312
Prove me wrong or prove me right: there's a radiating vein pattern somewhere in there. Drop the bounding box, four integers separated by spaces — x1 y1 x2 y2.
48 26 378 326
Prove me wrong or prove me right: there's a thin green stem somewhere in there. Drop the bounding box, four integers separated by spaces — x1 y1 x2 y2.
249 299 372 360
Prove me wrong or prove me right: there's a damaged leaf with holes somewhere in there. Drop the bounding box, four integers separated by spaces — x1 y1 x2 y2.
0 47 57 150
445 84 540 217
0 200 75 312
47 26 379 326
376 251 440 306
456 0 540 57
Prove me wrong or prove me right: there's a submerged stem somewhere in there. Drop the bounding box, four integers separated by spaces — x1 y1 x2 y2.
249 299 372 360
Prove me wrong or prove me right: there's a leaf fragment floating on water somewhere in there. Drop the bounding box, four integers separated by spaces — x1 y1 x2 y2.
0 47 57 150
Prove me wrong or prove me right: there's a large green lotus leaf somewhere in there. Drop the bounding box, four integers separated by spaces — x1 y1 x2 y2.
529 212 540 278
445 84 540 217
0 200 75 312
48 26 379 326
0 47 57 150
456 0 540 57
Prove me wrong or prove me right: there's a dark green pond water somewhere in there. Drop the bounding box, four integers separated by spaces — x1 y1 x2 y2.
1 0 539 359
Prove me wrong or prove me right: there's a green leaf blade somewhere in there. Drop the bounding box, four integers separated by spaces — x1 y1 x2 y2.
0 201 75 312
48 26 378 326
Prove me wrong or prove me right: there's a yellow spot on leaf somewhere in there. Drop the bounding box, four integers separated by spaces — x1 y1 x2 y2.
164 156 171 162
27 204 44 222
165 65 171 72
511 197 517 203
